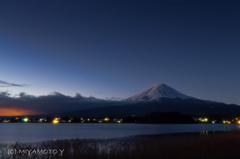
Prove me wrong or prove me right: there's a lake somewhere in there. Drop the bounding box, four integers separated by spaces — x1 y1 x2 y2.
0 123 239 143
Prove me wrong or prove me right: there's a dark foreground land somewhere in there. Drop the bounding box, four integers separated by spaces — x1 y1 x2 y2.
1 131 240 159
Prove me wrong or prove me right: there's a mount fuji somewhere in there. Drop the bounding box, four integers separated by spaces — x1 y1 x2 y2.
127 83 195 101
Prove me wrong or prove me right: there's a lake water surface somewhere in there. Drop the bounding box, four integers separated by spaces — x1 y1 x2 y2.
0 123 239 143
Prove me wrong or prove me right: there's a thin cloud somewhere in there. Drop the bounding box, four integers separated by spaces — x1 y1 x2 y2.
0 80 27 87
105 97 125 101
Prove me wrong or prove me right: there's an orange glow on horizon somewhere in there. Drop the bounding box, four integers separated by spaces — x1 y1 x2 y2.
0 108 41 116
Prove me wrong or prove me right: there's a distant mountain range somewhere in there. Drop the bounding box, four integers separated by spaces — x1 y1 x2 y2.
45 83 240 118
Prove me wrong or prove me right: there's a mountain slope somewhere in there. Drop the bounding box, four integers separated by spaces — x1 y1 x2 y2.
50 98 240 118
127 84 195 101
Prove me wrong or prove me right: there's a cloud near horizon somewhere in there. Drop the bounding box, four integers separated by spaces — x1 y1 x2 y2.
0 91 126 116
0 80 27 87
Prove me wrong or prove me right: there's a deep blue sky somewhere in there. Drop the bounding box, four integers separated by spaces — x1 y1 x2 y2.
0 0 240 104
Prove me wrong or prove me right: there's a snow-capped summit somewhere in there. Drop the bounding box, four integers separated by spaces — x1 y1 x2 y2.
127 83 195 101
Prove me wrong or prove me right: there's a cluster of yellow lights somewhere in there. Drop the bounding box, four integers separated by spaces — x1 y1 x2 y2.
53 118 59 124
104 117 110 121
53 120 59 123
223 120 231 124
199 118 208 122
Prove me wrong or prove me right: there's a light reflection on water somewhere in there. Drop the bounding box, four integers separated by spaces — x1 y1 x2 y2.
0 123 239 143
200 131 208 135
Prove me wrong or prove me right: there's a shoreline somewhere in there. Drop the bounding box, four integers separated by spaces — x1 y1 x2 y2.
1 130 240 159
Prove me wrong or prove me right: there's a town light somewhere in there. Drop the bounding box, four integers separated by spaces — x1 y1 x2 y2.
53 120 59 124
104 117 110 121
23 118 28 122
53 117 59 124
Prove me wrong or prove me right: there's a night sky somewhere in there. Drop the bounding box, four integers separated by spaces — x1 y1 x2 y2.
1 0 240 109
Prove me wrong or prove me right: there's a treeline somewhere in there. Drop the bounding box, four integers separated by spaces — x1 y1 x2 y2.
123 112 195 124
